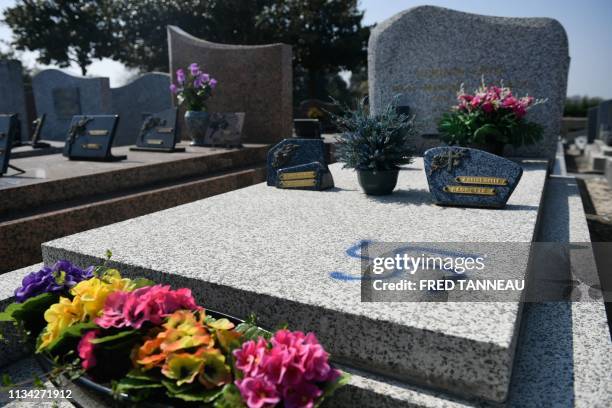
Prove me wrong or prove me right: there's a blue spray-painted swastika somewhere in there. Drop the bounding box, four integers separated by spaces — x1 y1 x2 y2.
329 240 482 282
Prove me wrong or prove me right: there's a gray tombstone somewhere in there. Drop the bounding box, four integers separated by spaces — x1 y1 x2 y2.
587 107 599 143
0 60 29 141
110 73 172 146
32 69 111 141
597 100 612 145
368 6 570 159
168 26 292 144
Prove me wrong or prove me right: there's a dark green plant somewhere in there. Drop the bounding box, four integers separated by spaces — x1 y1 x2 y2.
332 98 416 171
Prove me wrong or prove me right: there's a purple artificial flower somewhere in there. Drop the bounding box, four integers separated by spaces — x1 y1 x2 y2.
169 83 178 94
200 73 210 83
188 63 200 76
14 260 93 303
176 69 186 84
193 76 203 88
209 78 217 89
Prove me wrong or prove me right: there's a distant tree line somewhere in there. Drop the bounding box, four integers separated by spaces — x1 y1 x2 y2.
564 96 603 117
2 0 371 106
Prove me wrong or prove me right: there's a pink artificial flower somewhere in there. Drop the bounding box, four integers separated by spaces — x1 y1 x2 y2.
262 346 295 385
481 101 494 113
234 338 268 377
95 285 198 329
78 330 100 370
470 95 482 108
236 376 280 408
176 69 186 84
282 381 323 408
501 96 518 109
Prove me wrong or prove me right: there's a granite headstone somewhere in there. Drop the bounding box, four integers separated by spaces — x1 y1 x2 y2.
0 60 29 141
0 114 19 175
63 115 126 161
202 112 244 147
368 5 569 159
597 100 612 145
587 107 599 143
131 108 184 152
33 70 111 141
110 73 172 146
424 146 523 208
266 138 333 190
168 25 292 143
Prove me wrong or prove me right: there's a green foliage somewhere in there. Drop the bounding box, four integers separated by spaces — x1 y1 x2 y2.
332 97 416 170
39 322 97 354
214 384 246 408
315 370 351 407
162 379 223 402
3 0 116 75
0 292 58 336
564 96 603 117
438 108 543 148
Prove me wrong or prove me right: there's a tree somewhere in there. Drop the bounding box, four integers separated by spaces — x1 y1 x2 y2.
3 0 116 75
257 0 370 102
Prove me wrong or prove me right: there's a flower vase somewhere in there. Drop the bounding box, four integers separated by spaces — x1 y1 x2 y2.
184 111 210 146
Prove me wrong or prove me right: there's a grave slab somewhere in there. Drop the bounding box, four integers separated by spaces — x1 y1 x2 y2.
41 159 548 402
2 176 609 407
0 143 268 216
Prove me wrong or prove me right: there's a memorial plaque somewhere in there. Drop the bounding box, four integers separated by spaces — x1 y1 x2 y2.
424 146 522 208
0 114 21 175
63 115 126 161
131 108 184 152
202 112 244 148
267 138 333 190
52 87 81 119
277 161 334 190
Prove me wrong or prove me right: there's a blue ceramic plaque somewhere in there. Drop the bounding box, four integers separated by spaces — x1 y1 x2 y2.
63 115 126 161
424 147 523 208
267 139 329 188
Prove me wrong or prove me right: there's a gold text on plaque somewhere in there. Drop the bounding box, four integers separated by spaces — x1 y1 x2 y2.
82 143 102 150
455 176 508 186
444 185 497 196
279 171 317 181
88 130 108 136
146 139 164 145
279 179 317 188
156 127 174 134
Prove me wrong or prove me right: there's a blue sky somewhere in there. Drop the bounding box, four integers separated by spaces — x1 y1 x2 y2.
1 0 611 98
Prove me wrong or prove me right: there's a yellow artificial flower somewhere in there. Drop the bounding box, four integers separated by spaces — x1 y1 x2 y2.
38 296 85 350
38 269 135 352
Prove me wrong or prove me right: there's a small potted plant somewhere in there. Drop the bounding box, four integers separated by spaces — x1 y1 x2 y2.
332 97 416 195
170 63 217 146
437 80 546 156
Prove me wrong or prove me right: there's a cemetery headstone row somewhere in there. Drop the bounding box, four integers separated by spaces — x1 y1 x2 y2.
0 60 29 141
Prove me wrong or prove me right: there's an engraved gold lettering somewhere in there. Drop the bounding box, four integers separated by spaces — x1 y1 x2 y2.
88 130 108 136
156 127 174 134
279 179 317 188
82 143 102 150
455 176 508 186
444 185 497 196
279 171 317 181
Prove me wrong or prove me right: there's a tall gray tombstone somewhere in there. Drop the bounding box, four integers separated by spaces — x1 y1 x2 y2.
168 26 293 144
110 73 172 146
32 69 111 141
368 6 570 159
587 106 598 143
0 60 29 141
596 100 612 143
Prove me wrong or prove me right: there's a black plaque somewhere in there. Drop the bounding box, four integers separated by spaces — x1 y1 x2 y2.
130 108 184 152
63 115 126 161
0 114 25 176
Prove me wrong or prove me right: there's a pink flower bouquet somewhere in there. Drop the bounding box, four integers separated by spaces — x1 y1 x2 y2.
438 79 546 154
1 261 348 407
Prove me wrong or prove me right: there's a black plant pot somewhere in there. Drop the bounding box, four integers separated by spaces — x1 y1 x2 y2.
357 169 399 195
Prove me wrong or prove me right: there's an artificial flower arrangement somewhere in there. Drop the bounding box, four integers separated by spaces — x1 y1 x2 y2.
437 79 546 155
170 63 217 112
0 257 348 407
